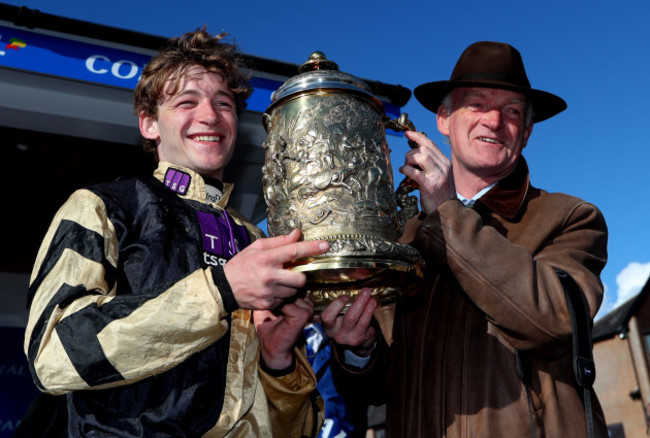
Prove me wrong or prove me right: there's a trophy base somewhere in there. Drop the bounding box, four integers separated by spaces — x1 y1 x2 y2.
288 256 424 313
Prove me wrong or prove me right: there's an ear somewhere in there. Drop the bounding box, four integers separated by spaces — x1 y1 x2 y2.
139 111 160 141
436 105 450 136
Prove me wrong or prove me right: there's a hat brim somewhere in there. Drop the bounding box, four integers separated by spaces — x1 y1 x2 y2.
414 80 567 123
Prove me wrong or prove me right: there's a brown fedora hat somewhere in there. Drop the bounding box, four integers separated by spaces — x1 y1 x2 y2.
414 41 567 123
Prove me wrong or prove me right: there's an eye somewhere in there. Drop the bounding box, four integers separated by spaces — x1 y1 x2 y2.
215 98 235 109
504 105 525 119
177 99 197 108
466 100 484 110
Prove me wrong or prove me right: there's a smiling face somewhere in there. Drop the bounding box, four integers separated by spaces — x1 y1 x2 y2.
139 65 238 180
437 87 533 192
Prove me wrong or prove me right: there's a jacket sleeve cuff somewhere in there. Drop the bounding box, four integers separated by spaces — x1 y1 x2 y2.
211 265 239 313
260 355 297 377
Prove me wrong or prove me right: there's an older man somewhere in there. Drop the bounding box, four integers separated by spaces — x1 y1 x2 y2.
322 41 609 437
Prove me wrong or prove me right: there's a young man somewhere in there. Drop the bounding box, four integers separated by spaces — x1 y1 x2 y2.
24 28 326 437
322 41 609 437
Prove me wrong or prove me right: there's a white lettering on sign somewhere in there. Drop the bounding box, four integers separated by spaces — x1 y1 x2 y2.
86 55 110 74
111 60 139 79
86 55 142 80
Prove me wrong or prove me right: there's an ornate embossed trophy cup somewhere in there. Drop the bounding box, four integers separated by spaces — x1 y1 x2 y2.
262 52 424 312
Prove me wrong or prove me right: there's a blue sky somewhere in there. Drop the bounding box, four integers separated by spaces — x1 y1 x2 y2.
4 0 649 319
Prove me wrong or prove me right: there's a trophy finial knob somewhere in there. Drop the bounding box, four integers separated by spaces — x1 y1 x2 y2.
298 51 339 73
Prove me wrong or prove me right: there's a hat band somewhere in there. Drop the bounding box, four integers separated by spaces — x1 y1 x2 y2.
455 71 530 88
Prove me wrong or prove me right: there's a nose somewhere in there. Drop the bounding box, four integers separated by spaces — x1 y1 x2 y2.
482 108 502 130
197 101 220 125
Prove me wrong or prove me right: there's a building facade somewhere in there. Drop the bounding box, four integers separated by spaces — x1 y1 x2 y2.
593 278 650 437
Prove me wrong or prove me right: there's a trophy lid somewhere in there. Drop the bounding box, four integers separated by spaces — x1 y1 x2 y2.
267 51 383 112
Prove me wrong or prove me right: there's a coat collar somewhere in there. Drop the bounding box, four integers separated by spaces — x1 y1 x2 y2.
474 157 532 220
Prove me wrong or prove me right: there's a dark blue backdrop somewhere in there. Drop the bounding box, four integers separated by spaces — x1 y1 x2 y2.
0 326 41 436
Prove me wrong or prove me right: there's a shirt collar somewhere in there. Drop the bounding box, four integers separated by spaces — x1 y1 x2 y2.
457 182 497 207
153 161 234 207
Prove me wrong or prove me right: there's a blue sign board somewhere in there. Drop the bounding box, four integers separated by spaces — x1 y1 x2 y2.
0 24 283 113
0 24 150 90
0 24 401 120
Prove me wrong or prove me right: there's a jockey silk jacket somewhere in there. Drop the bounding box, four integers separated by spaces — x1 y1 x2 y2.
24 162 320 437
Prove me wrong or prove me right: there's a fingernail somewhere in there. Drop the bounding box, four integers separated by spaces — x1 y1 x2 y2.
319 241 330 251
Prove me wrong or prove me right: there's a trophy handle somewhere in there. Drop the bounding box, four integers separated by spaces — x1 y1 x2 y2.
385 113 421 238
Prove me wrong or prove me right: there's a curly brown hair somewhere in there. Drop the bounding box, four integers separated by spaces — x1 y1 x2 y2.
134 27 253 157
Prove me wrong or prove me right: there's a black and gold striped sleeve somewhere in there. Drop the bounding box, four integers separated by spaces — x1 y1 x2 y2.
25 189 232 395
